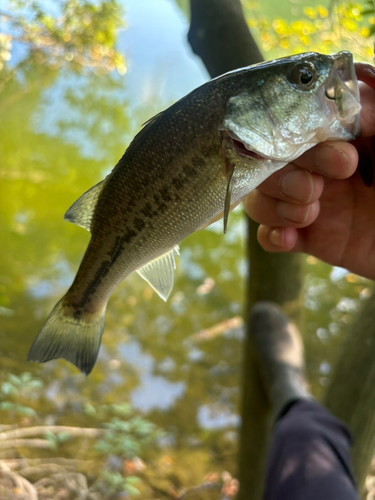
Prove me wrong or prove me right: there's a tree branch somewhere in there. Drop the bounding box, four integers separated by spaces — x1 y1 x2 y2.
3 457 92 469
0 438 53 449
0 425 104 441
0 461 37 500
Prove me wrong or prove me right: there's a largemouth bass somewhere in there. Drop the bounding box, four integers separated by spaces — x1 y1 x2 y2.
28 51 361 374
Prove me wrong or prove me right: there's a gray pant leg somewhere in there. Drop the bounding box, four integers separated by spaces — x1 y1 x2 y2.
263 400 359 500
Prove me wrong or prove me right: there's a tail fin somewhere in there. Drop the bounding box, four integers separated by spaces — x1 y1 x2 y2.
28 298 106 375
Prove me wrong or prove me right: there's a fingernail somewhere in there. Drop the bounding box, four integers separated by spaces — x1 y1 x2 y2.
277 202 311 223
269 228 284 247
316 145 350 177
280 170 314 203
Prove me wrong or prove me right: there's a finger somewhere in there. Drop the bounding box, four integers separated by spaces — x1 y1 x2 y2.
355 63 375 91
292 141 358 178
257 224 313 256
244 189 320 227
256 167 324 204
257 225 298 252
358 83 375 138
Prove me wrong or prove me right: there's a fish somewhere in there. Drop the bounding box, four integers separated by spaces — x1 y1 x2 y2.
28 51 361 375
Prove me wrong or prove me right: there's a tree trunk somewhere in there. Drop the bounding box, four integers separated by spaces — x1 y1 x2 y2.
239 221 303 500
188 0 263 77
323 287 375 491
188 2 304 498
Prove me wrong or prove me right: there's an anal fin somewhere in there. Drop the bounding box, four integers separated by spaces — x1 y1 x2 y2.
136 246 180 301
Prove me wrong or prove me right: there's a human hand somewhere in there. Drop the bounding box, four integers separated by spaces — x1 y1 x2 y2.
243 70 375 280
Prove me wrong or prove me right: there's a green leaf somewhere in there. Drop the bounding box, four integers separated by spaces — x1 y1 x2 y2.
104 417 131 432
20 372 31 383
15 405 36 417
101 471 127 491
124 483 140 496
1 382 17 396
134 421 154 436
56 432 71 443
93 441 112 453
100 405 110 414
109 418 131 432
84 403 96 417
40 15 56 31
8 374 22 386
125 476 140 485
119 436 139 455
28 379 43 390
44 430 58 449
110 403 132 417
0 401 15 411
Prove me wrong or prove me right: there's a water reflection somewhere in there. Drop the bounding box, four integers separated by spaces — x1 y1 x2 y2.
120 341 186 412
1 0 373 495
197 404 240 430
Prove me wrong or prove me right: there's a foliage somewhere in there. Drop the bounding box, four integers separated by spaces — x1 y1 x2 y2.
43 429 72 448
99 472 141 497
243 1 374 60
0 372 164 498
0 0 126 74
85 403 165 496
95 415 164 458
0 372 43 418
360 0 375 34
84 403 166 462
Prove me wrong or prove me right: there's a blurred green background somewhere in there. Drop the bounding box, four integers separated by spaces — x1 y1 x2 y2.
0 0 373 498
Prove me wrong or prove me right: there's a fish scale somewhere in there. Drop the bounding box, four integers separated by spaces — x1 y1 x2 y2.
28 51 361 374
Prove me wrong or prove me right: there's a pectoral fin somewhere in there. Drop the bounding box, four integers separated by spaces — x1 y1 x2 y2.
224 167 234 234
196 199 242 231
137 246 180 301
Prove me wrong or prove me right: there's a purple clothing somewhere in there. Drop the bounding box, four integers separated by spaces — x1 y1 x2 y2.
263 400 359 500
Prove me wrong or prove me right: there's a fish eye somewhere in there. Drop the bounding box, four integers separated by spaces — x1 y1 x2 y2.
299 69 313 85
292 63 317 89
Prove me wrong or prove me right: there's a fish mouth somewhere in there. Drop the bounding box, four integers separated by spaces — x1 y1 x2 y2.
323 51 361 137
223 128 269 161
231 136 266 160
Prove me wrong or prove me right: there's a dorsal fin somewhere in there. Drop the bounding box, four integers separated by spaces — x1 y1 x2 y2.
136 246 179 301
64 180 106 232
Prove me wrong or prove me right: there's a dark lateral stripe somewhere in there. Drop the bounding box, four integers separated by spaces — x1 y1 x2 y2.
159 187 172 202
172 177 185 190
74 235 123 308
133 217 146 232
141 202 154 218
74 170 195 308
